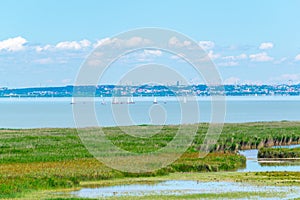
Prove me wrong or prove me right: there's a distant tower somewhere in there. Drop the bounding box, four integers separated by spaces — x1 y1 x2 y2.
176 81 180 86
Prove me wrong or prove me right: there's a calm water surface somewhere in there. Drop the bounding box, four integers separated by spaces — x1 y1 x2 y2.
70 180 300 199
238 144 300 172
1 96 300 128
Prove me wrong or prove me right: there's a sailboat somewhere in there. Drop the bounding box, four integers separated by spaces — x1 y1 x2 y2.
127 96 135 104
101 98 106 105
112 97 119 104
153 97 158 104
70 97 75 104
183 96 187 103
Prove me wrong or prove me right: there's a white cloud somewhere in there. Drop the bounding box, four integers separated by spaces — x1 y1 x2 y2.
249 52 274 62
35 39 91 52
124 37 150 47
55 39 91 50
79 39 91 48
295 54 300 61
170 53 186 62
144 49 162 56
259 42 274 50
236 54 247 59
218 54 247 66
198 41 215 50
222 53 247 61
94 37 151 48
274 57 287 64
120 49 163 63
218 61 239 67
207 50 220 60
169 37 179 46
35 44 52 52
196 50 220 62
168 37 191 47
33 58 53 64
94 37 111 48
223 77 240 85
56 41 81 50
0 36 27 52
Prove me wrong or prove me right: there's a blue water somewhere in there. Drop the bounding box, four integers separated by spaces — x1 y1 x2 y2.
1 96 300 128
238 144 300 172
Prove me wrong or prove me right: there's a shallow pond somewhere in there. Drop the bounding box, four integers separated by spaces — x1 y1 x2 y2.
70 180 300 199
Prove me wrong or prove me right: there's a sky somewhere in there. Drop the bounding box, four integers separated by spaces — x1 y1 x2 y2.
1 0 300 87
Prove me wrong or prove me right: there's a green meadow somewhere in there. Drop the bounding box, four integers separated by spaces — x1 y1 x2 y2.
0 121 300 199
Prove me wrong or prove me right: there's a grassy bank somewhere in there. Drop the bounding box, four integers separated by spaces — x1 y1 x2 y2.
102 121 300 153
258 147 300 159
0 121 300 198
203 121 300 151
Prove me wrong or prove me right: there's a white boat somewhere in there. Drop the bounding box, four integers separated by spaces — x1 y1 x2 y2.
127 96 135 104
153 97 158 104
112 97 118 104
70 97 75 104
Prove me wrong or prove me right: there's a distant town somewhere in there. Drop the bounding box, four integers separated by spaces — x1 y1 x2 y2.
1 84 300 98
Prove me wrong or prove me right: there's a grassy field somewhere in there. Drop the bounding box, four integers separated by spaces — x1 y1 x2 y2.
0 121 300 198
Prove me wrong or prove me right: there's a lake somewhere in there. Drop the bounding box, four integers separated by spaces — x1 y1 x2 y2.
1 96 300 128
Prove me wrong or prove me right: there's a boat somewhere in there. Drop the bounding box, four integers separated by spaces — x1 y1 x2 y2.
112 97 118 104
101 98 106 105
70 97 75 104
127 96 135 104
153 97 158 104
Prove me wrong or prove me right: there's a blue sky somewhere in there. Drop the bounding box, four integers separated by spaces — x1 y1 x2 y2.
1 0 300 87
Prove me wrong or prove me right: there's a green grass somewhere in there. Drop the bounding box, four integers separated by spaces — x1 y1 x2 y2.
202 121 300 151
0 121 300 198
41 192 281 200
1 121 299 164
258 147 300 159
101 192 281 200
0 128 91 163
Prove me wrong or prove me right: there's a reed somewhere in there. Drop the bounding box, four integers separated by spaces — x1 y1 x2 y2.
0 121 299 197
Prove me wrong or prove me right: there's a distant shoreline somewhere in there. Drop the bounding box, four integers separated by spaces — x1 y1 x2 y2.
1 84 300 97
2 120 300 130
